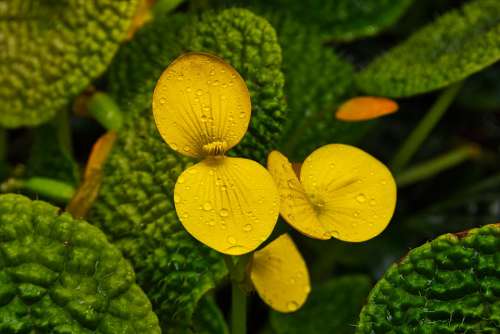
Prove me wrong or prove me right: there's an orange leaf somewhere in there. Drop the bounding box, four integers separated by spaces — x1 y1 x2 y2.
336 96 398 121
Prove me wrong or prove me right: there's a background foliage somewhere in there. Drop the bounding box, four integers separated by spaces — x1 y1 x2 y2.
1 0 499 333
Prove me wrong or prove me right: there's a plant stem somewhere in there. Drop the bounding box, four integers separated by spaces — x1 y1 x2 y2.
395 145 479 188
226 254 251 334
87 92 123 131
1 177 75 204
55 110 73 156
0 128 6 162
390 82 463 172
231 278 247 334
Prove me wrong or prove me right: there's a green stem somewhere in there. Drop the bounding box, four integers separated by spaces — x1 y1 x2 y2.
87 92 123 131
0 128 6 162
1 177 75 203
226 255 250 334
395 145 478 188
55 110 73 156
390 82 463 172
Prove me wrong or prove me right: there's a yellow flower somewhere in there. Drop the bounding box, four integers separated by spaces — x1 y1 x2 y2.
267 145 397 242
250 233 310 313
152 52 280 255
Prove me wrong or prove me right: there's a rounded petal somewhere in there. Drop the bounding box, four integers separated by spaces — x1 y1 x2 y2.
250 234 310 313
300 144 397 242
152 52 251 158
336 97 398 121
174 157 279 255
267 151 329 240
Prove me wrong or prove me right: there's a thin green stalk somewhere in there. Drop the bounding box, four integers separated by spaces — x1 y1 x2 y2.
0 128 6 162
87 92 123 131
226 254 251 334
395 145 478 188
1 177 75 203
55 110 73 156
391 82 463 172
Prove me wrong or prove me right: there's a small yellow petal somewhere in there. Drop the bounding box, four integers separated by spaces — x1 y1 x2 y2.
336 96 398 121
300 144 397 242
152 52 251 158
250 234 310 313
174 157 279 255
84 131 117 179
267 151 329 240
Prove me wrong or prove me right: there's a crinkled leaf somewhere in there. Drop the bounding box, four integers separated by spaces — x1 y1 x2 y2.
357 0 500 97
0 194 160 333
0 0 138 128
91 8 284 330
271 275 372 334
191 296 229 334
357 223 500 333
272 16 373 160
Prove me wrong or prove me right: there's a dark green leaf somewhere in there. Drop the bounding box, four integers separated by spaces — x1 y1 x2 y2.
357 0 500 97
271 275 372 334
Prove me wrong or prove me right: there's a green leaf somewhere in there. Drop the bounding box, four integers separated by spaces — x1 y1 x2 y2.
357 0 500 97
0 0 138 128
90 8 285 330
191 295 229 334
271 275 372 334
0 194 160 333
272 16 372 160
357 223 500 333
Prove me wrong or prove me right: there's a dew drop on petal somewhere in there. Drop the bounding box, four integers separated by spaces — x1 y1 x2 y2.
356 193 366 203
243 224 252 232
174 194 181 204
171 143 178 150
227 236 236 245
177 176 185 184
330 230 340 238
208 220 215 226
203 202 212 211
220 209 229 217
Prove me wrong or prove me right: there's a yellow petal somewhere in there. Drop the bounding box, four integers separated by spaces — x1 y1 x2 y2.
267 151 329 240
152 52 251 158
300 144 397 242
250 234 310 313
336 96 398 121
174 156 279 255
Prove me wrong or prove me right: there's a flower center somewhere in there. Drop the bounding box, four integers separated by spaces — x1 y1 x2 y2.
202 140 227 156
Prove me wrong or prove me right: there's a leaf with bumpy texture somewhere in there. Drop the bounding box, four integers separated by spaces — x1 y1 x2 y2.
271 275 372 334
357 0 500 97
0 0 138 128
357 223 500 333
273 16 373 161
91 8 284 331
0 194 160 333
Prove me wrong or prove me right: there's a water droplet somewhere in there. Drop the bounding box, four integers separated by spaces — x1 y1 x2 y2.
356 194 366 203
354 211 360 217
221 185 227 191
323 232 330 239
227 236 236 245
220 221 227 229
201 114 208 122
303 285 311 294
208 220 215 226
208 170 214 176
186 87 192 92
381 180 387 185
243 224 252 232
159 98 166 104
177 176 185 184
171 143 178 150
174 194 181 204
196 89 203 96
287 213 294 220
329 163 335 168
289 277 296 284
239 111 246 118
370 199 376 206
184 146 191 152
220 209 229 217
287 179 295 189
203 202 212 211
287 301 299 311
182 213 189 219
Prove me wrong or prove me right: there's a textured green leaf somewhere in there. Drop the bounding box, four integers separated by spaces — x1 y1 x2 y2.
357 223 500 333
191 296 229 334
91 8 285 330
357 0 500 97
272 16 373 160
0 194 160 333
0 0 138 128
205 0 413 41
271 275 372 334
